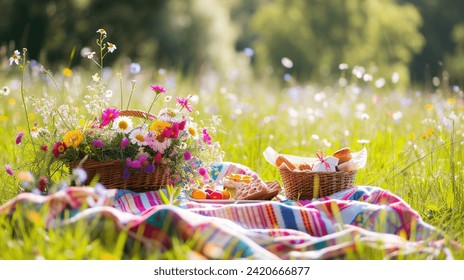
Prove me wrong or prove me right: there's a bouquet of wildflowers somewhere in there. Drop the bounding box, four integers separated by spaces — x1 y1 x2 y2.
7 29 224 192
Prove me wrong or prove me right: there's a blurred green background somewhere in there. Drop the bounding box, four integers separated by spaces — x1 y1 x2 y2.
1 0 464 87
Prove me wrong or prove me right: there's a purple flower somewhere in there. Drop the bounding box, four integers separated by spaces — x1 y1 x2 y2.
120 138 129 148
184 150 192 161
15 131 24 145
122 168 130 179
100 107 120 128
202 129 212 145
150 84 166 95
176 97 193 112
92 139 104 148
5 164 14 176
144 163 155 173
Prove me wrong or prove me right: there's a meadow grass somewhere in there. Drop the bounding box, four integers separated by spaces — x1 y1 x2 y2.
0 63 463 259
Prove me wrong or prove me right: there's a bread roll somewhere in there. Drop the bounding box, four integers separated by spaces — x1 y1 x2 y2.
332 147 352 164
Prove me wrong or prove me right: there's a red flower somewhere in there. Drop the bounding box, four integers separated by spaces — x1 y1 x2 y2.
52 142 67 158
38 177 48 192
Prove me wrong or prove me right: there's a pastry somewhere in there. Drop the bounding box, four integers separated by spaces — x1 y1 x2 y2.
222 173 253 198
332 147 352 165
235 180 281 200
276 155 297 171
298 163 313 171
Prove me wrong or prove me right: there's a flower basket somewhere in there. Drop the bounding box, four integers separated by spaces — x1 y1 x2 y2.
278 168 357 200
69 159 168 192
68 109 170 192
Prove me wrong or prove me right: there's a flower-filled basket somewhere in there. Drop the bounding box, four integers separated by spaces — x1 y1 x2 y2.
67 110 170 192
264 147 367 199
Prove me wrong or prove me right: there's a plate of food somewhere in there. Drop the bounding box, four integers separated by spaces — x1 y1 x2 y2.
185 175 282 204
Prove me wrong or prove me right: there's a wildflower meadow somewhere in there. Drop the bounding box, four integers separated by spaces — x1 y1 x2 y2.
0 27 463 261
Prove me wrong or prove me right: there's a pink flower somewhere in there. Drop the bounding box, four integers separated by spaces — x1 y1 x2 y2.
92 139 104 148
202 129 212 145
150 84 166 95
5 164 14 176
176 97 193 112
199 167 207 176
120 138 129 148
162 123 179 139
100 107 120 127
52 142 67 158
184 150 192 161
40 145 48 152
155 152 162 163
179 120 187 130
15 131 24 145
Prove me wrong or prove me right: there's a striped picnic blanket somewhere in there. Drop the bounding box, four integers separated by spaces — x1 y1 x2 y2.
0 162 454 259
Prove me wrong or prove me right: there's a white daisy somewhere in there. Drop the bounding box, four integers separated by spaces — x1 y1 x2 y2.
112 116 133 133
1 86 10 96
129 128 148 146
107 42 117 53
96 29 107 36
9 50 20 65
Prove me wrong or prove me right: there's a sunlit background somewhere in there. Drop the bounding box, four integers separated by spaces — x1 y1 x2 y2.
1 0 464 88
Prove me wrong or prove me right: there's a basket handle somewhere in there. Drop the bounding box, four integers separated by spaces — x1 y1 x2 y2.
119 109 156 120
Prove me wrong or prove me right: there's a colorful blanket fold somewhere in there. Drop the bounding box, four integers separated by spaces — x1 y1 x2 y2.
0 162 455 260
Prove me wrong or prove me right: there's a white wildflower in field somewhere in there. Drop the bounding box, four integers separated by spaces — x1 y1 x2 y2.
80 47 91 57
281 57 293 69
1 86 10 96
96 28 107 36
105 90 113 98
107 42 117 53
9 50 21 65
86 51 96 59
375 78 386 88
338 63 349 70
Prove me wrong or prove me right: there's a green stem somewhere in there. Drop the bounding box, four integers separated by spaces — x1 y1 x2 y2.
146 94 161 119
44 69 66 103
119 75 123 110
19 58 35 152
126 81 137 110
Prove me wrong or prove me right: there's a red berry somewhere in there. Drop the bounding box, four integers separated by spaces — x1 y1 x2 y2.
210 191 223 200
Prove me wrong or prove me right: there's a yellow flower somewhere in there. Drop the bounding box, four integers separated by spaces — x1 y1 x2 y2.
63 130 84 148
427 128 434 136
8 98 16 106
409 132 416 141
424 104 434 111
63 67 73 77
149 120 171 135
447 98 456 105
0 115 8 122
188 126 197 138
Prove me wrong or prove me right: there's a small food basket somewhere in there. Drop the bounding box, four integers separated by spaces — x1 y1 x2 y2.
264 147 367 200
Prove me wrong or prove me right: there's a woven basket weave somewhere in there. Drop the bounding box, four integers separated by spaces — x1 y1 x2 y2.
69 109 169 192
278 168 357 200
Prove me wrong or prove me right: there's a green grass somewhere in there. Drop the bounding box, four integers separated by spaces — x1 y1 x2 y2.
0 62 463 259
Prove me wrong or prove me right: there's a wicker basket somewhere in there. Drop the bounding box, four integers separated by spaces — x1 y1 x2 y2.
69 109 169 192
278 168 357 200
